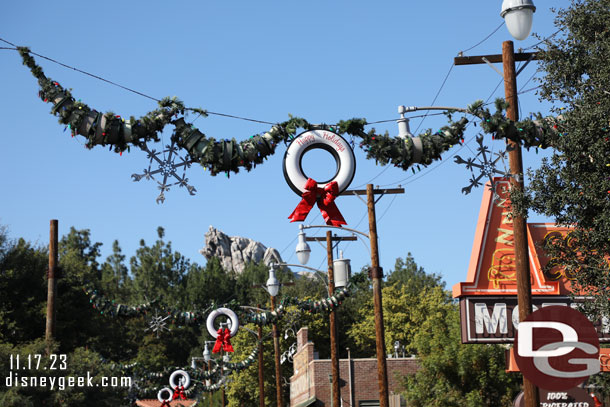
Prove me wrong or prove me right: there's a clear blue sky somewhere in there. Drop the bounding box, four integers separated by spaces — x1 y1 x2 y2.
0 1 569 291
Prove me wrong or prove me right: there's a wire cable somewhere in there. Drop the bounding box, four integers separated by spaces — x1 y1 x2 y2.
413 63 454 134
460 22 505 54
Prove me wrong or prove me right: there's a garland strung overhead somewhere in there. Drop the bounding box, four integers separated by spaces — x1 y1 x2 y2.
240 286 351 326
17 47 560 179
83 286 212 325
84 285 350 327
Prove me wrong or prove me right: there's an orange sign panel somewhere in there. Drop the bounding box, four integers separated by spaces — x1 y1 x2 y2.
452 178 576 298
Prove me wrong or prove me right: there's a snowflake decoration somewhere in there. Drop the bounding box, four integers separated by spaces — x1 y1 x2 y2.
145 313 171 337
131 140 196 204
454 134 514 200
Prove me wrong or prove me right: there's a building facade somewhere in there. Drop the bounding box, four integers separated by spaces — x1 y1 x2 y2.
290 327 418 407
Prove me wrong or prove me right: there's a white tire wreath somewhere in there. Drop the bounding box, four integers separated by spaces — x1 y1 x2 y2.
283 130 356 196
157 387 173 402
206 307 239 338
169 369 191 389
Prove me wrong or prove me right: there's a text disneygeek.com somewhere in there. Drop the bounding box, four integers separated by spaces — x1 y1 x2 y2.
5 372 132 391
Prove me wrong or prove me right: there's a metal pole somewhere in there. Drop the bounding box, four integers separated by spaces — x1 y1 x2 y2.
326 231 341 407
367 184 389 407
258 304 265 407
502 40 539 407
45 219 58 354
208 361 213 407
271 295 283 407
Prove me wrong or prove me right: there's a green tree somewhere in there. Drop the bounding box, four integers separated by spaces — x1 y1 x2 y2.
347 254 443 356
387 252 445 293
100 240 131 303
525 2 610 396
130 226 192 304
402 287 520 407
0 232 47 343
527 0 610 317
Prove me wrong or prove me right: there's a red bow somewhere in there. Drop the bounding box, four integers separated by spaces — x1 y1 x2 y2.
288 179 346 226
212 328 234 353
172 385 187 400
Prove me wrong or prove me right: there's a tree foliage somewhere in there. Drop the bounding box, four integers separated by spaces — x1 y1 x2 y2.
402 288 520 407
527 0 610 317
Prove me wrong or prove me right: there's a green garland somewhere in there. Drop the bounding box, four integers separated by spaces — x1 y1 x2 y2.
18 47 560 177
469 99 561 149
83 286 213 325
240 286 351 326
85 284 350 327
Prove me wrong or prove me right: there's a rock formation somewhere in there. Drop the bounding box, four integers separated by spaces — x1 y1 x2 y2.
200 226 282 274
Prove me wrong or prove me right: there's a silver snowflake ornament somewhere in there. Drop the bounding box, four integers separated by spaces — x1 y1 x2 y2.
145 313 171 337
132 140 196 204
454 134 513 200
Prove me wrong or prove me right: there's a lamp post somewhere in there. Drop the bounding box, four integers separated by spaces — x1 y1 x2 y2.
293 229 354 407
266 263 284 407
203 342 213 407
454 2 539 406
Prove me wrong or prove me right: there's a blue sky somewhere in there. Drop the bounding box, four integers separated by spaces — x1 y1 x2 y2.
0 1 569 291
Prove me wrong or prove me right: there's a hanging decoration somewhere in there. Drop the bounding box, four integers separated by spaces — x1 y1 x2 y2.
288 178 346 226
169 369 191 401
131 140 196 204
17 47 562 203
283 129 356 195
83 285 212 325
454 133 513 199
206 307 239 353
240 286 351 326
145 311 171 337
157 387 173 407
284 129 355 226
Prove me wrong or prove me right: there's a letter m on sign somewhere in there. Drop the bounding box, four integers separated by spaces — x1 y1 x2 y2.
474 303 508 334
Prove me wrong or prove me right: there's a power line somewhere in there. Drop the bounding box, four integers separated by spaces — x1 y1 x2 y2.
460 22 505 54
413 63 454 134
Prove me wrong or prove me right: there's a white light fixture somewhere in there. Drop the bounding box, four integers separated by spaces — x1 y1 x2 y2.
203 343 211 363
295 225 311 265
501 0 536 41
333 250 351 288
266 263 280 297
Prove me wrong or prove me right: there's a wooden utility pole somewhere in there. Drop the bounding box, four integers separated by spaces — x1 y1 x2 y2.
366 184 389 407
45 219 58 354
455 41 539 407
271 295 283 407
257 304 265 407
326 231 340 407
337 185 403 407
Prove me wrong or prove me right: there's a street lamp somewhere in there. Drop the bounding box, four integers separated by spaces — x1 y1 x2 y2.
296 225 311 265
501 0 536 41
265 263 284 407
266 263 280 297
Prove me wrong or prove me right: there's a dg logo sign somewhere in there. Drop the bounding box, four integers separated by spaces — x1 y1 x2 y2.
514 306 600 390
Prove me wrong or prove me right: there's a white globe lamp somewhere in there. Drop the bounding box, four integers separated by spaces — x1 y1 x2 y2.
501 0 536 41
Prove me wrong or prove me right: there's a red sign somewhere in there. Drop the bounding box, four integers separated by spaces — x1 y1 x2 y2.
514 306 600 390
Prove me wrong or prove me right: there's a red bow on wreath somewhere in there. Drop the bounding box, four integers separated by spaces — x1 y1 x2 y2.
212 328 234 353
172 385 187 400
288 178 346 226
